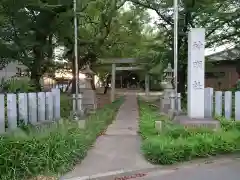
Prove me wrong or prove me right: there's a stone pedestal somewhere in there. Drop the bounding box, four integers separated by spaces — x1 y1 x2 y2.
155 121 163 132
160 81 174 113
174 115 220 130
173 29 219 130
81 78 97 113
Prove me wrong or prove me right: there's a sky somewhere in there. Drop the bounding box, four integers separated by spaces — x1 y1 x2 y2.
147 9 232 56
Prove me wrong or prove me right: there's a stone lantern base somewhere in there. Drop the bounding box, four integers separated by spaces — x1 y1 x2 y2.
80 78 97 114
160 81 174 113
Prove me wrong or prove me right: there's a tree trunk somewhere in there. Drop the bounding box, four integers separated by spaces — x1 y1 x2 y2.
30 72 42 92
177 64 187 99
65 79 72 92
90 77 96 90
103 75 110 94
104 85 108 94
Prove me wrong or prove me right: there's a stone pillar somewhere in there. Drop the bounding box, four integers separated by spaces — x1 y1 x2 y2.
81 77 97 113
160 63 174 113
177 93 182 112
145 73 150 96
187 28 205 118
204 87 213 118
161 86 174 113
80 64 96 113
111 63 116 102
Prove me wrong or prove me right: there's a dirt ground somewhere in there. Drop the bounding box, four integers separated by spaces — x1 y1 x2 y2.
96 92 121 109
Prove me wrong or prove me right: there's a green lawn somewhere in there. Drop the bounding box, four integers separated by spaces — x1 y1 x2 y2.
138 100 240 165
0 97 124 180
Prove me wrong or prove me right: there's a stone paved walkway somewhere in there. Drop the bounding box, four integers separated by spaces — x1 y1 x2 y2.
62 95 155 179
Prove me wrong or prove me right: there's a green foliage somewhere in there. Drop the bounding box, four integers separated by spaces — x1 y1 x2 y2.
99 5 152 59
0 0 132 89
138 102 159 139
216 116 240 131
142 130 240 165
129 0 240 93
138 100 240 165
236 80 240 90
0 97 124 180
0 77 37 93
60 93 73 118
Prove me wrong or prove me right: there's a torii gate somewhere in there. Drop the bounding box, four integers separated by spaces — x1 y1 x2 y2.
98 58 150 102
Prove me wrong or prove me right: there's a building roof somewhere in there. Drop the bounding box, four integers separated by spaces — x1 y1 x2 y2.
206 47 240 61
98 46 240 65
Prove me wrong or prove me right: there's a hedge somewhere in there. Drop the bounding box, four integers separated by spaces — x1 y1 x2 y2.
216 116 240 131
0 97 124 180
138 100 240 165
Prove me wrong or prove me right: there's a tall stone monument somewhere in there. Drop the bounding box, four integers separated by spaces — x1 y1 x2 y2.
175 28 219 129
187 28 205 118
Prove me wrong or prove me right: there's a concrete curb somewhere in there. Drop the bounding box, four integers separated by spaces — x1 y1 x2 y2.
61 155 240 180
60 167 161 180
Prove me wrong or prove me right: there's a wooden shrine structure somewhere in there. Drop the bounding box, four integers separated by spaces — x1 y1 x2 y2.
97 58 150 102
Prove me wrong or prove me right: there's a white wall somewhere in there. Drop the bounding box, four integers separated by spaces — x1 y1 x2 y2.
0 62 27 80
0 62 56 89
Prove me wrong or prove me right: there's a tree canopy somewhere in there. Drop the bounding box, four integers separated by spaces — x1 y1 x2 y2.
129 0 240 93
0 0 239 92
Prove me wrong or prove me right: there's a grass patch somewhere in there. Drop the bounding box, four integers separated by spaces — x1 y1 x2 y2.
216 116 240 131
0 97 124 180
138 100 240 165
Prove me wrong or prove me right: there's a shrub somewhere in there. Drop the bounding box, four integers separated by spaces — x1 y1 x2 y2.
138 101 163 139
142 130 240 165
0 97 123 180
0 77 37 93
216 116 240 131
138 100 240 165
138 100 213 139
60 93 73 118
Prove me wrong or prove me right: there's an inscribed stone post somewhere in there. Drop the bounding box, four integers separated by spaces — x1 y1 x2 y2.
187 28 205 118
18 93 28 124
46 92 54 121
0 94 5 133
204 88 213 118
235 91 240 121
7 94 17 130
224 91 232 119
51 88 60 120
215 91 223 117
28 93 37 124
37 92 46 121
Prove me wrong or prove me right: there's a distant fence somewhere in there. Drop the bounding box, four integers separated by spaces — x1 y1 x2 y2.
0 88 60 133
204 87 240 120
167 87 240 120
